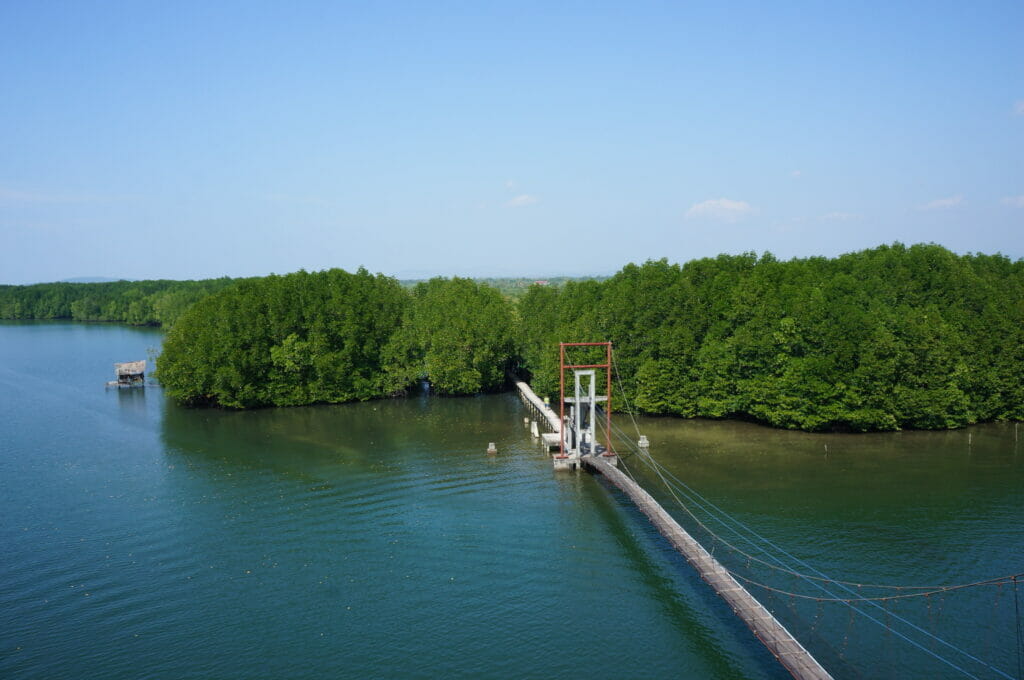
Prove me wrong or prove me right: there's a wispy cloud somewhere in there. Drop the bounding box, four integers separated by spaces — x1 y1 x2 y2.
918 195 964 211
791 170 802 178
504 179 518 190
1015 100 1024 116
1002 195 1024 208
820 211 860 221
505 194 539 208
685 198 756 222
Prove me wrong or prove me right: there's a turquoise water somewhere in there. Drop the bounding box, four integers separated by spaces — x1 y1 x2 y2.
1 322 1021 679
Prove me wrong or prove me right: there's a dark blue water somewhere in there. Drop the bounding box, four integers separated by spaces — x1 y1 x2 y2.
1 322 1021 679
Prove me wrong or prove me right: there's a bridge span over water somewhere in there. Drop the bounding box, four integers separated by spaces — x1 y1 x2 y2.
514 376 832 679
512 364 1023 680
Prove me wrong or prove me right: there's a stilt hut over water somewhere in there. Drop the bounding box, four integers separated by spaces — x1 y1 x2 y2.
110 360 146 387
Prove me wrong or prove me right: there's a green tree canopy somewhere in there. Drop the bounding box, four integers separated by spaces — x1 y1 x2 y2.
28 244 1022 431
518 244 1024 431
382 277 515 395
156 268 407 407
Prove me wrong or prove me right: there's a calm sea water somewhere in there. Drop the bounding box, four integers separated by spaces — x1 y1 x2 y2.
1 322 1021 679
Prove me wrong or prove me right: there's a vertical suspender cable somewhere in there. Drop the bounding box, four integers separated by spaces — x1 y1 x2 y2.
639 444 1015 680
1014 575 1022 680
595 403 1010 679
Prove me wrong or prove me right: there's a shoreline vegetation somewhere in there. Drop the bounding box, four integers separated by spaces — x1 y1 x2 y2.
0 277 241 327
3 243 1022 432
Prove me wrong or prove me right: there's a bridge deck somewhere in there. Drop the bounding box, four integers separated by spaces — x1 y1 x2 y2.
582 455 832 680
512 379 562 433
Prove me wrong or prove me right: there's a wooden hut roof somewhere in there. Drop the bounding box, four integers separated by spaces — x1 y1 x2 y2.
115 360 147 376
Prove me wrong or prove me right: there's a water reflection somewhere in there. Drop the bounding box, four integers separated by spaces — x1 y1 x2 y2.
619 416 1024 679
115 386 146 409
158 394 523 475
148 368 1023 680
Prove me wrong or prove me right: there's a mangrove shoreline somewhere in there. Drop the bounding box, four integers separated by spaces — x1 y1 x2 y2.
4 243 1022 432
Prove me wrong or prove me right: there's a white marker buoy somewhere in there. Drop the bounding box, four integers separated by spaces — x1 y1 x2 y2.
487 442 497 454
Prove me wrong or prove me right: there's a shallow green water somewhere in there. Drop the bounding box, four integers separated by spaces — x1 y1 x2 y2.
1 322 1021 679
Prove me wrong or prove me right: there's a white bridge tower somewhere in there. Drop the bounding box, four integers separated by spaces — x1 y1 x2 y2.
554 342 618 470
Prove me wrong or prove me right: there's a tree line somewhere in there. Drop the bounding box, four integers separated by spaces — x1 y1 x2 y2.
0 278 241 327
517 243 1024 430
6 244 1022 430
155 269 515 408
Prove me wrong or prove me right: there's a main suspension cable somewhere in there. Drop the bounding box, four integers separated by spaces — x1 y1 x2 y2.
592 405 1016 679
597 406 1020 596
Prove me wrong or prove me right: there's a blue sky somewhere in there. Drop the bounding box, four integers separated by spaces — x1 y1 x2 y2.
2 1 1022 284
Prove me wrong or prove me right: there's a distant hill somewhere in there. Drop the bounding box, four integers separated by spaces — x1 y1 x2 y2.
400 276 608 298
60 276 126 284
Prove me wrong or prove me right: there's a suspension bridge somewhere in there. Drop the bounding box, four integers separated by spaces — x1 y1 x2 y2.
513 342 1024 680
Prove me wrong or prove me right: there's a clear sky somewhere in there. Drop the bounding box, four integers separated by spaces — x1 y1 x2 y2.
2 1 1022 284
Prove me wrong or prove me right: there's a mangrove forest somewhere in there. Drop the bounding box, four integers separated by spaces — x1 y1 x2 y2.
3 243 1022 431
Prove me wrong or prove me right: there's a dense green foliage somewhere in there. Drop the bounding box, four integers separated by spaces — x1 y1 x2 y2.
382 278 515 394
0 275 600 325
0 278 239 327
37 244 1024 430
156 269 408 408
518 244 1024 431
156 273 517 407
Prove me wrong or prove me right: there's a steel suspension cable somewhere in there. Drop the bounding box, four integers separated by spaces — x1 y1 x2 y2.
595 407 1015 680
1015 576 1022 680
599 405 1022 596
606 418 987 678
610 352 643 440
